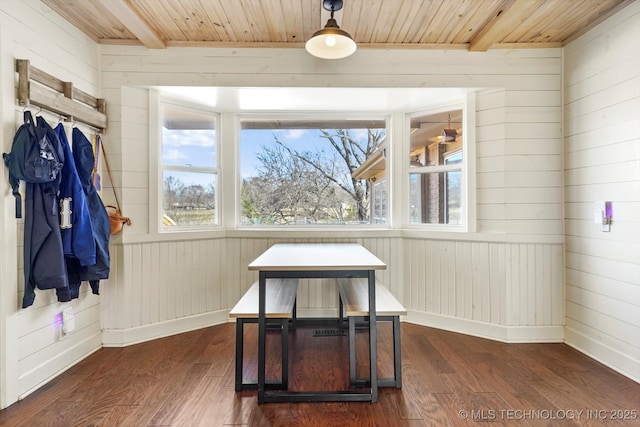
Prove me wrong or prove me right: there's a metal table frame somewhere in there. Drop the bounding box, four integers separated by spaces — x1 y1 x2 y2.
250 244 384 404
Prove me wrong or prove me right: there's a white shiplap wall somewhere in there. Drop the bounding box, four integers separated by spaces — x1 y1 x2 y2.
97 45 565 347
476 88 563 235
0 0 102 407
563 1 640 382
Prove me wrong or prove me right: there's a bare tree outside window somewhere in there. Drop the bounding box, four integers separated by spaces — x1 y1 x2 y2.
240 118 386 225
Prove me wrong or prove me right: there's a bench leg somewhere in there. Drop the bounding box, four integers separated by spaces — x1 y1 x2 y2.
281 318 289 387
291 301 297 330
393 315 402 388
349 316 356 385
234 319 245 392
348 316 402 388
234 318 290 392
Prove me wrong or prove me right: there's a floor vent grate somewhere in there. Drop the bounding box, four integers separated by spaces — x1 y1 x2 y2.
313 329 347 337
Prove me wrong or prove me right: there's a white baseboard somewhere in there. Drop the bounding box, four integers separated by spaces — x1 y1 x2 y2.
406 310 564 343
565 327 640 384
102 308 338 348
102 309 230 347
19 332 102 399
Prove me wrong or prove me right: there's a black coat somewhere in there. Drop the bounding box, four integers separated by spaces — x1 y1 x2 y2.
22 118 70 308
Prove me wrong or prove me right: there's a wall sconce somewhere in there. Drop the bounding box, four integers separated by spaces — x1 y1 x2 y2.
594 200 612 232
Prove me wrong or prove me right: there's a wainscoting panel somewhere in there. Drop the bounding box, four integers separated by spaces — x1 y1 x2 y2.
404 238 564 329
101 235 564 346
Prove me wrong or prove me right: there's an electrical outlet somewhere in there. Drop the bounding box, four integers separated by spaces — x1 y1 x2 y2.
62 307 75 334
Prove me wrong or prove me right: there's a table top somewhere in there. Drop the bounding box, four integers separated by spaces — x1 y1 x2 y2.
248 243 386 271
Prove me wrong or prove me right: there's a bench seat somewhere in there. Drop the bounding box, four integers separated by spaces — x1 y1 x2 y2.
229 278 298 391
338 277 406 389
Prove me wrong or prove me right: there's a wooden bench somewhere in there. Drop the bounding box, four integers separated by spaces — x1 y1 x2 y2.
229 278 298 392
338 277 406 388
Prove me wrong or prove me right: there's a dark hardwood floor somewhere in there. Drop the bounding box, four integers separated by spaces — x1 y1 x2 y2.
1 322 639 426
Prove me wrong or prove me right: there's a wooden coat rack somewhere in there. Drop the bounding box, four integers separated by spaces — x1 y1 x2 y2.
16 59 107 131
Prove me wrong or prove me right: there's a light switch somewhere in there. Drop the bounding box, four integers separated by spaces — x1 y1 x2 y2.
594 201 612 232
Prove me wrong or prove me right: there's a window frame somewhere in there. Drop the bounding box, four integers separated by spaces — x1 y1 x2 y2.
236 113 391 229
405 95 475 232
156 96 221 231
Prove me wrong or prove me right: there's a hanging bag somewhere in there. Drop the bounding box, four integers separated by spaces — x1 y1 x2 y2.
3 110 64 217
97 134 131 234
105 204 131 234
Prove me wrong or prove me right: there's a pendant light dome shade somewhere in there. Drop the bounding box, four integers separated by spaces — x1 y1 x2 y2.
306 0 357 59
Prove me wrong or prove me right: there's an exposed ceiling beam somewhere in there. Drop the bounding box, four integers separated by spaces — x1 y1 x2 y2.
94 0 166 49
469 0 537 52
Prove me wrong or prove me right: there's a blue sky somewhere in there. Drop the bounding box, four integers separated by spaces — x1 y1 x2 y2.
162 124 378 185
240 128 309 179
162 128 216 168
240 127 374 179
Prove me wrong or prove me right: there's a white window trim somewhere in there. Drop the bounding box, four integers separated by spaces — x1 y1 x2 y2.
149 91 477 234
404 92 476 232
151 93 221 233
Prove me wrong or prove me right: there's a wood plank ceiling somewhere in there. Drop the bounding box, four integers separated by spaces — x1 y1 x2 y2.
42 0 632 52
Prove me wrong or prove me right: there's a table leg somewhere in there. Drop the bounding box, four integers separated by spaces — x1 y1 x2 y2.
258 271 266 404
368 269 378 402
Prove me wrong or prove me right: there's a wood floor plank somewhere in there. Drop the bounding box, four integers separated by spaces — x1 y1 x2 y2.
149 363 213 425
2 322 639 426
97 405 139 427
170 376 223 426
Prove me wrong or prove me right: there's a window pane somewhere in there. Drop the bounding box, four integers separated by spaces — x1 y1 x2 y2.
240 118 386 225
408 108 463 226
372 180 387 224
410 171 461 225
162 106 216 167
445 151 463 165
163 171 216 226
161 103 218 228
409 110 462 168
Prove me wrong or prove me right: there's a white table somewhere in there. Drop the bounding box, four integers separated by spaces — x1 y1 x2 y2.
248 243 386 403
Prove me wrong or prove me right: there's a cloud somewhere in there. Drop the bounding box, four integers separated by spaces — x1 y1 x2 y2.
273 129 306 139
163 149 186 162
350 129 369 140
163 129 216 147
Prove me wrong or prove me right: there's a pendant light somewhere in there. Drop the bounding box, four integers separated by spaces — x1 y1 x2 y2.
441 114 458 144
305 0 357 59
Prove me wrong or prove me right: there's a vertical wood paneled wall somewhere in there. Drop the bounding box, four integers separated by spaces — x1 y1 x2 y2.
563 1 640 382
404 239 564 326
101 235 564 339
101 236 406 338
0 0 102 406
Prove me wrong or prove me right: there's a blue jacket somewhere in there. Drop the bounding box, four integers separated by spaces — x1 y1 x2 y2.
68 128 110 297
54 124 96 266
